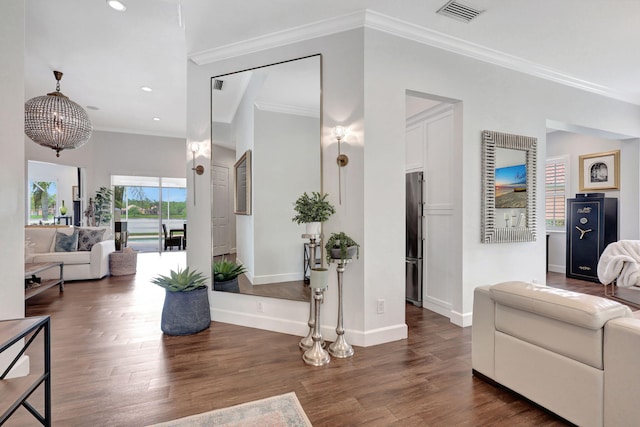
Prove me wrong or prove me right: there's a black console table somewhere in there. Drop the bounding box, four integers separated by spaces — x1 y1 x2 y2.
0 316 51 426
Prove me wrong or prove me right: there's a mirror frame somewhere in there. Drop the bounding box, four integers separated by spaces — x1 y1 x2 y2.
234 149 252 215
481 130 537 243
210 54 323 301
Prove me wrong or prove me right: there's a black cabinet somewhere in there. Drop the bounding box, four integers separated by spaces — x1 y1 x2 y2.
566 194 618 282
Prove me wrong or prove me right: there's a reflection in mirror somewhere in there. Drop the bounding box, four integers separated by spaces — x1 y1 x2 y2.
481 130 537 243
234 150 251 215
211 55 321 301
27 161 83 226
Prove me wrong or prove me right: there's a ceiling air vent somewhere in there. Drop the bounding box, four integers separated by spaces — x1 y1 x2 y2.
436 0 484 23
213 79 224 91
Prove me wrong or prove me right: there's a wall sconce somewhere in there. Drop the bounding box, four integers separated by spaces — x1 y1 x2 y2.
189 142 204 205
334 126 349 166
334 126 349 204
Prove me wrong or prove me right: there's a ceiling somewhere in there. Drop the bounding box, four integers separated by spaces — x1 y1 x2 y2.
24 0 640 140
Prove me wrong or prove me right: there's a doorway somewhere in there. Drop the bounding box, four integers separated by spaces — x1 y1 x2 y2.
405 91 461 321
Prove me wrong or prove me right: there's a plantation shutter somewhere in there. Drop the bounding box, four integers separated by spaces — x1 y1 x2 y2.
545 158 567 229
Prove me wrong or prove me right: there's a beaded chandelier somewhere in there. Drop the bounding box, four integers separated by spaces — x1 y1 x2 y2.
24 71 93 157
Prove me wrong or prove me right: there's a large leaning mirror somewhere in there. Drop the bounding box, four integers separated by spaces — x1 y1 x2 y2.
211 54 321 301
481 130 537 243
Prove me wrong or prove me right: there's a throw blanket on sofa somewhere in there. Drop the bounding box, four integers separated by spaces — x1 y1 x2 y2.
597 240 640 287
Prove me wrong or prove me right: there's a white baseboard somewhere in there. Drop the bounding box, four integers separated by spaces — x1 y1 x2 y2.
548 264 565 274
423 295 452 319
252 272 303 285
211 308 308 338
450 310 472 327
211 308 408 347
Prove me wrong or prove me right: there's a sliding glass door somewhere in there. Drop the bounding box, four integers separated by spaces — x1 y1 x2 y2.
112 176 187 252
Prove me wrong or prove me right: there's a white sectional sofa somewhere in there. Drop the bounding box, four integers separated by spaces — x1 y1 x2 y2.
472 281 640 427
25 226 115 281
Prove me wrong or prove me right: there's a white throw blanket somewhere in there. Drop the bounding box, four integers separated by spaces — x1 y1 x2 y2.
597 240 640 287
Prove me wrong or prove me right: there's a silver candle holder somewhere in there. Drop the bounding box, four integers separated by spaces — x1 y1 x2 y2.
303 268 330 366
300 234 320 350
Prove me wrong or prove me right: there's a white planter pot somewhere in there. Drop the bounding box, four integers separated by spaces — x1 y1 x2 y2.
310 268 329 289
305 222 321 235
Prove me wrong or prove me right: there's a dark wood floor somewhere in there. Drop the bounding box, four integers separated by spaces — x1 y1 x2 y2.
9 259 631 426
214 254 310 302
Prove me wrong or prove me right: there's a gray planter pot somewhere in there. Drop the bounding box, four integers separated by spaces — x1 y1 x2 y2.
213 277 239 293
161 286 210 336
329 246 358 261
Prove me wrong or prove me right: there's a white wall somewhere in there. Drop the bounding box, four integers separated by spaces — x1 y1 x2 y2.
187 27 640 344
27 130 186 210
546 130 639 272
0 0 27 377
187 29 374 344
1 0 25 321
231 75 263 276
253 109 320 284
364 29 640 326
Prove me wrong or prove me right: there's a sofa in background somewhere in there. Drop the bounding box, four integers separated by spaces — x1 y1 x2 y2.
25 225 115 281
472 281 640 427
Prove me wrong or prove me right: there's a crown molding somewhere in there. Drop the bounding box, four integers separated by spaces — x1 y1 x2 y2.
188 9 639 105
189 11 364 65
364 10 639 105
254 100 320 118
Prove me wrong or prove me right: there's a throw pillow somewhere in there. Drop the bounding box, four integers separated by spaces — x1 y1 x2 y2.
54 230 79 252
77 228 106 251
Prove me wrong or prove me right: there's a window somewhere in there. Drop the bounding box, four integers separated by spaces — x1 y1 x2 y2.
545 156 568 230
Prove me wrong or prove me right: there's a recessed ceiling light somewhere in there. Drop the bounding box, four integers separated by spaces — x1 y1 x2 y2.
86 105 100 111
153 117 161 121
107 0 126 12
141 86 153 92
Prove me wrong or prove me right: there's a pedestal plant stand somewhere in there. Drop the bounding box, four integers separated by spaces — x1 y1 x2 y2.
300 233 321 350
328 258 354 358
303 268 330 366
324 231 359 359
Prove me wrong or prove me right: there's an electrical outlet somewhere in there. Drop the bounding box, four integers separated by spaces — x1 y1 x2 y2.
376 299 385 314
257 302 264 313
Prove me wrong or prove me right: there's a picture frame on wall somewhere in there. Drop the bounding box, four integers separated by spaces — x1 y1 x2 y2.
233 149 251 215
72 186 80 201
579 150 620 191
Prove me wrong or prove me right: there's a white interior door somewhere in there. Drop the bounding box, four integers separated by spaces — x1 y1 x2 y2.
212 165 230 256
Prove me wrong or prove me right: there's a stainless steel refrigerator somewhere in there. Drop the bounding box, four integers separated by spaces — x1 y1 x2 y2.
406 172 424 306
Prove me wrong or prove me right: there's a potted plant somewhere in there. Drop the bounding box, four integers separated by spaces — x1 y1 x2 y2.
93 186 113 226
292 191 336 235
151 267 210 335
213 259 248 293
325 232 360 263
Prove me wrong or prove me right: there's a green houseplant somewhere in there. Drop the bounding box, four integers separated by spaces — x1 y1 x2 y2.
213 259 248 293
151 267 210 335
93 186 113 226
325 232 360 263
292 192 336 235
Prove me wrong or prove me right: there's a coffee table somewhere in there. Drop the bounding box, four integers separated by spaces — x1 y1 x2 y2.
24 262 64 300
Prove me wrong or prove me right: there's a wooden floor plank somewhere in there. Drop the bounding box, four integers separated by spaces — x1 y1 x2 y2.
9 256 627 426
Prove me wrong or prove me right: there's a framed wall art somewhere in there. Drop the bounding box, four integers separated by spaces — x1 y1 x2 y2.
234 149 252 215
579 150 620 191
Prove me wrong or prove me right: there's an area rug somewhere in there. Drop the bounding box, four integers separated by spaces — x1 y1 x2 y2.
149 392 312 427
